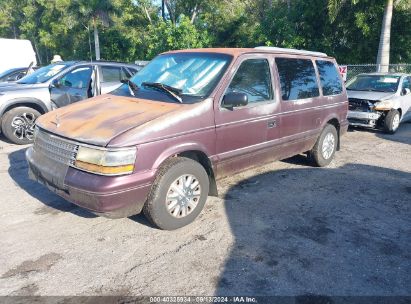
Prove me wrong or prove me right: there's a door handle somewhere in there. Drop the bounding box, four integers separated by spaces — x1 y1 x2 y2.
268 120 277 128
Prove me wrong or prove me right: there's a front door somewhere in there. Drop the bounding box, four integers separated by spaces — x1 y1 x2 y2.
214 55 280 177
50 65 94 108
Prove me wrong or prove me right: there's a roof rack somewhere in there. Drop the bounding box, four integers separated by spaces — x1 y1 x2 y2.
255 46 328 57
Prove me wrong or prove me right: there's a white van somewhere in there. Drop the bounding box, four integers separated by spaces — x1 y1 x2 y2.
0 38 37 74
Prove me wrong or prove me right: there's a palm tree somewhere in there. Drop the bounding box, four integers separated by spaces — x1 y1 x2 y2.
329 0 408 72
78 0 114 60
376 0 393 72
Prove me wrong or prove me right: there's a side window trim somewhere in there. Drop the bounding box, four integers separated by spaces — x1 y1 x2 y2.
219 55 275 109
313 59 324 97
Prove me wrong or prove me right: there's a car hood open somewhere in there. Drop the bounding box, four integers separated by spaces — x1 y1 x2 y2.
347 90 396 101
36 94 181 147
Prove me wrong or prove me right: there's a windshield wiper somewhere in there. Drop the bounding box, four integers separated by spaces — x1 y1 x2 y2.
121 79 139 96
142 82 183 103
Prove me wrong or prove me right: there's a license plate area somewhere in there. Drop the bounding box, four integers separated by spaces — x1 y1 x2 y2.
29 149 69 192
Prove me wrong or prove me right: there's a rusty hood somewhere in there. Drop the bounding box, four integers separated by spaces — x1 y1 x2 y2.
36 94 181 146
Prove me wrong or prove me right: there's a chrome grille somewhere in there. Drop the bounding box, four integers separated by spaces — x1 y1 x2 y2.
33 128 79 166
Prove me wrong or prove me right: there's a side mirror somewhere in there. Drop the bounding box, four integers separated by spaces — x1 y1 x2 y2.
222 92 248 109
50 79 60 88
402 88 410 96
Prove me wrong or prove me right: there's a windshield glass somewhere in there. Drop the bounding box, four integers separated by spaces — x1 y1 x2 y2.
346 75 400 92
17 63 69 84
0 68 19 80
129 52 232 101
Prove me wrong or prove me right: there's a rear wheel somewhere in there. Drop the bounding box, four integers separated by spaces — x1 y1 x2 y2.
1 107 41 145
309 124 338 167
383 109 400 134
143 157 209 230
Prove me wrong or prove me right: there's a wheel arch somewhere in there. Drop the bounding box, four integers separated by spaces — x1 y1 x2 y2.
153 144 218 197
0 98 48 133
324 117 341 150
1 97 48 117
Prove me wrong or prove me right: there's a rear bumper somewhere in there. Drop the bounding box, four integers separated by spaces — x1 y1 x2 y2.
26 147 154 218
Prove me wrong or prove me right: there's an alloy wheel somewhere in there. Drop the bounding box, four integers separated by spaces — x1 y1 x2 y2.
11 112 37 141
392 113 400 131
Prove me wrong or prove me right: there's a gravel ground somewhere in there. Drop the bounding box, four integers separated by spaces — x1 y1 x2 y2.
0 123 410 298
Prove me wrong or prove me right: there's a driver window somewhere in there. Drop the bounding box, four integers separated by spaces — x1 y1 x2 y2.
226 59 273 103
60 67 92 89
402 77 411 92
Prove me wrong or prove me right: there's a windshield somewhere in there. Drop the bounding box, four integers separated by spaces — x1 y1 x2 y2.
346 75 400 92
129 52 232 102
0 68 19 80
17 63 69 84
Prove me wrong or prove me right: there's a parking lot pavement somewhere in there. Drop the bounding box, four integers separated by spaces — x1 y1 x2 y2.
0 123 410 297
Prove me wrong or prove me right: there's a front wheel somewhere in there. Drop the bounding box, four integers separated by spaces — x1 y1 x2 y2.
309 124 338 167
1 107 41 145
383 109 400 134
143 157 209 230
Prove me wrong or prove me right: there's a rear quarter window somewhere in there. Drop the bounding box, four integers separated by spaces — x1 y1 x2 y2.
275 58 319 101
316 60 343 96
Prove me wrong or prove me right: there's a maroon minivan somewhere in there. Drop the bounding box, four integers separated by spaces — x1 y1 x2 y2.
26 47 348 229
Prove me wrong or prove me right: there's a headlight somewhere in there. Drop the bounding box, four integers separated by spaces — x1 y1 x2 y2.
374 100 394 110
74 146 136 176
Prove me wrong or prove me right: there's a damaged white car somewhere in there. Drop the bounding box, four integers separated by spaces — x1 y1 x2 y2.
346 73 411 133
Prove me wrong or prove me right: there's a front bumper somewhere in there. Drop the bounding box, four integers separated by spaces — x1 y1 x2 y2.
26 147 154 218
347 110 382 128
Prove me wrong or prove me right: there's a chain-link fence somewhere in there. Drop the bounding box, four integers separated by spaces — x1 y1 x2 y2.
342 64 411 81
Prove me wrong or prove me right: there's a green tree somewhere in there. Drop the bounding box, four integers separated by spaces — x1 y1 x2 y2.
75 0 116 60
0 0 410 65
145 15 209 59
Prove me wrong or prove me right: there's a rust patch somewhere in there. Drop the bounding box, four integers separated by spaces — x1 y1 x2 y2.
36 95 181 146
2 253 62 278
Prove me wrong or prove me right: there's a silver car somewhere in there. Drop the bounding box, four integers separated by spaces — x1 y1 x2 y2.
346 73 411 133
0 61 140 144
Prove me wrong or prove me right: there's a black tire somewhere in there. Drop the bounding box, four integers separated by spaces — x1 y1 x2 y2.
383 109 400 134
309 124 338 167
143 157 209 230
1 107 41 145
